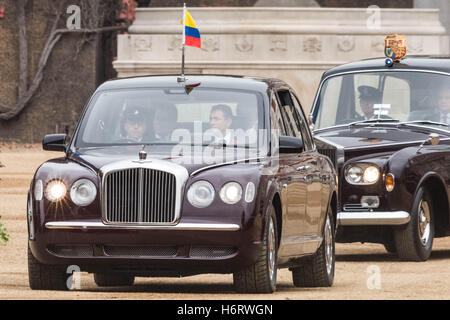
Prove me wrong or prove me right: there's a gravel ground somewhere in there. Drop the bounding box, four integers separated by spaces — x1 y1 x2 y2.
1 144 450 300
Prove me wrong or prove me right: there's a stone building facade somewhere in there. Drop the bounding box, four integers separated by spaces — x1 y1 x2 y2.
114 7 448 113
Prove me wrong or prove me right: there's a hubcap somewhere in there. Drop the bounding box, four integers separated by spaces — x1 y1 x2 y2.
418 200 431 246
268 218 276 282
324 215 334 276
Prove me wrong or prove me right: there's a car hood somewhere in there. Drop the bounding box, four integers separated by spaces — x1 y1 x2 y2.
314 125 440 150
70 145 263 175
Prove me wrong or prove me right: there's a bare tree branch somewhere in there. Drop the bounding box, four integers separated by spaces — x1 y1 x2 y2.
0 0 129 121
17 0 28 100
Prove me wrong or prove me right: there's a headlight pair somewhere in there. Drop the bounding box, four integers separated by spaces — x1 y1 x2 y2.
187 181 255 208
345 164 380 185
35 179 97 206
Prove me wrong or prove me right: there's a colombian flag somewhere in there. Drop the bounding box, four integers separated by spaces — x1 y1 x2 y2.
184 9 201 48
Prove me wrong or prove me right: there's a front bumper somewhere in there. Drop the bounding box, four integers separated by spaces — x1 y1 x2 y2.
338 211 410 226
45 221 240 231
29 218 263 276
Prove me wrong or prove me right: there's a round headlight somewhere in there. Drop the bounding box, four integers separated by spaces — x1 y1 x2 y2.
363 166 380 184
70 179 97 206
187 181 215 208
45 180 67 202
346 166 363 184
220 182 243 204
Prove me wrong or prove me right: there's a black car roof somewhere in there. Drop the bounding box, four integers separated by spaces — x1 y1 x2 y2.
97 74 290 93
322 56 450 79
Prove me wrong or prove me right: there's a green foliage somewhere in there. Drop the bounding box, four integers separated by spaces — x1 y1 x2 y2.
0 216 9 245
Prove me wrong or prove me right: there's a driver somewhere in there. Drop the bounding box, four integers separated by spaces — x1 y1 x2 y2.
358 86 382 120
121 106 151 142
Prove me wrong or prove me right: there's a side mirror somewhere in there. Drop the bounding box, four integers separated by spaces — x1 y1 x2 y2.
279 136 303 154
42 134 67 152
417 133 440 154
427 133 440 146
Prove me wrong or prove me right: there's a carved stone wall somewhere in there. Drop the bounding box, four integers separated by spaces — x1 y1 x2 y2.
114 7 448 112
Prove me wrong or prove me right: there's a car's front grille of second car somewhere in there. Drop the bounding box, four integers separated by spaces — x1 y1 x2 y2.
104 168 177 224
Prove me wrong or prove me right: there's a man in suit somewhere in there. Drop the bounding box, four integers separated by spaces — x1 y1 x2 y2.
437 85 450 124
208 104 234 144
409 84 450 124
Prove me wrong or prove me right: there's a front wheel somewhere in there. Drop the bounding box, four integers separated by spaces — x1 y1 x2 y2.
291 206 335 287
28 245 69 290
233 204 278 293
394 187 434 261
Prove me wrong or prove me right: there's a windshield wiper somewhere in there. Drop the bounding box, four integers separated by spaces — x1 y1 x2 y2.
348 119 400 128
398 120 449 128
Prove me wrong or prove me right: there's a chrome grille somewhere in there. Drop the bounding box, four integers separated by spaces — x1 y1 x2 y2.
318 148 337 169
104 168 177 224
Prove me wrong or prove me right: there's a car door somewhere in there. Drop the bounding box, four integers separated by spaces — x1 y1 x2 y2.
290 91 329 237
276 90 311 256
279 90 323 243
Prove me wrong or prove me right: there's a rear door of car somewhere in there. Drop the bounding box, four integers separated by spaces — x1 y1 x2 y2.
279 91 324 242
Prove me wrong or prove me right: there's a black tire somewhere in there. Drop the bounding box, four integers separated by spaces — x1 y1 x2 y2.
394 187 434 261
383 233 397 254
291 206 335 287
28 245 69 290
94 273 135 287
383 241 397 254
233 204 278 294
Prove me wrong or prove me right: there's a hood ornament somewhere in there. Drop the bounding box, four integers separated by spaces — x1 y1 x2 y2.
139 150 147 161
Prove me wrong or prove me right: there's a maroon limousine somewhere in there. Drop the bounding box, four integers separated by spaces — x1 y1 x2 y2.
27 75 337 293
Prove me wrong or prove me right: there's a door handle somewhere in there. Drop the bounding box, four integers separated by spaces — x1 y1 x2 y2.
296 165 311 171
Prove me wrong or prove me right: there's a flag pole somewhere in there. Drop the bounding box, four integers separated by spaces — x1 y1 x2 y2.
178 3 186 83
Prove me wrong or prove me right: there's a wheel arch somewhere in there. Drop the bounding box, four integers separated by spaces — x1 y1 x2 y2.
415 173 449 237
271 192 282 249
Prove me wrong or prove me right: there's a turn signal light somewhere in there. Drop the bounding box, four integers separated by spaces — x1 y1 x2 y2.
385 174 395 192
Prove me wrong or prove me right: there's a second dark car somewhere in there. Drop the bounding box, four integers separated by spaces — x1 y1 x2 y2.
311 56 450 261
28 75 337 293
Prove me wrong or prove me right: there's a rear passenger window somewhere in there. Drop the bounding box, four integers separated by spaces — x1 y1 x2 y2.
277 90 301 138
290 92 314 151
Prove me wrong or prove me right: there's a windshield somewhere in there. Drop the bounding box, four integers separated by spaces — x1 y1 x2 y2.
74 88 265 149
313 71 450 130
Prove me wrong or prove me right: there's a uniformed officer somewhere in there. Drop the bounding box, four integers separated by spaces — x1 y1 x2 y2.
358 85 383 120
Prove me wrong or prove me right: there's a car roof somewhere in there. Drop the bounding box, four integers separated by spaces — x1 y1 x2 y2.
96 74 291 93
322 55 450 79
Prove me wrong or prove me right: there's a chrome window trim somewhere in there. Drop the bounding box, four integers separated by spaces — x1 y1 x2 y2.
310 68 450 132
99 159 189 226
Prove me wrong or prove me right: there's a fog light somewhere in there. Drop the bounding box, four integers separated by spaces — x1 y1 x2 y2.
361 196 380 208
385 173 395 192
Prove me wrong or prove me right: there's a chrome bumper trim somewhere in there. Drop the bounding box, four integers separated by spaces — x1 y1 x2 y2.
338 211 410 226
45 221 241 231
